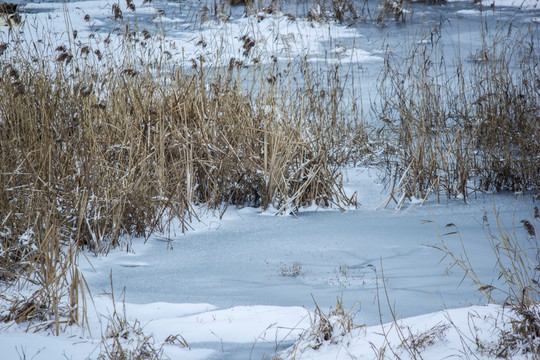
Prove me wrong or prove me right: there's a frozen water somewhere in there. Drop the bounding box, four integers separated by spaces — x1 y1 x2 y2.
79 168 539 358
83 168 536 325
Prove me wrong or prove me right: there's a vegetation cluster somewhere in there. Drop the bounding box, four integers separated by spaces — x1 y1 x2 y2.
0 0 538 358
0 0 362 337
376 23 540 207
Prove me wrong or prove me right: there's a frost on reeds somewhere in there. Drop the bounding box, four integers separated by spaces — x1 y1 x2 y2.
375 24 540 207
375 0 406 24
0 10 364 331
305 0 362 24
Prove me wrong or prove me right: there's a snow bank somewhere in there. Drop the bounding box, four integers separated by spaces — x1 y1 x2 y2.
282 304 536 359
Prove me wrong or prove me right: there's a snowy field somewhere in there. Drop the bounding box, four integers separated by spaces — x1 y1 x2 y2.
1 0 539 359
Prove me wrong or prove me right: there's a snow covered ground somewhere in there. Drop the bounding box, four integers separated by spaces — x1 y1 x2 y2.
283 303 538 359
1 166 537 359
1 0 539 359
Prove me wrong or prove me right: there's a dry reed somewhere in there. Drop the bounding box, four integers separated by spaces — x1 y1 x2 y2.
0 10 364 332
431 204 540 357
375 23 539 206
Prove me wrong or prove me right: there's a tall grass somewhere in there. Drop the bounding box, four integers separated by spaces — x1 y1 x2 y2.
375 22 539 206
0 10 364 332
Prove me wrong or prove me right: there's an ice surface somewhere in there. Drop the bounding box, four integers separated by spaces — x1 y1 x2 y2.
82 167 535 324
77 167 538 358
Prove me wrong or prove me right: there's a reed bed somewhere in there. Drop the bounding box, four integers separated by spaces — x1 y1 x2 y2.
0 13 363 332
375 23 539 206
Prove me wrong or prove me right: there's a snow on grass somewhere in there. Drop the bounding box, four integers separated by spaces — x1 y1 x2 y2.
281 304 535 359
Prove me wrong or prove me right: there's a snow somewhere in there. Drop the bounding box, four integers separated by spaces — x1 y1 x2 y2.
10 0 382 67
3 166 537 359
449 0 539 9
141 305 309 343
1 0 540 359
284 304 530 359
2 296 536 359
0 296 307 359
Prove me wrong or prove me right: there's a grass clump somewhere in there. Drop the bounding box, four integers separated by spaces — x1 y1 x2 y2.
281 296 360 358
306 0 362 24
99 304 165 360
96 280 191 360
376 0 406 24
0 8 364 332
375 23 539 206
279 262 303 277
